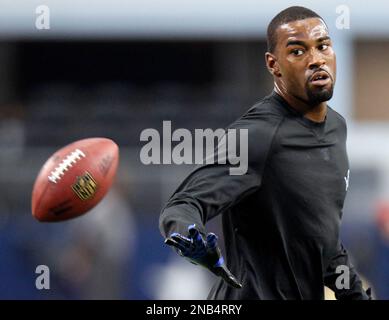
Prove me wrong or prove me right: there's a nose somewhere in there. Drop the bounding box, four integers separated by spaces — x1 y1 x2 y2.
308 49 326 70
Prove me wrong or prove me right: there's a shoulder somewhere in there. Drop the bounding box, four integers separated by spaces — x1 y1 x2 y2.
230 94 286 131
242 94 287 121
328 106 347 125
226 95 285 165
227 94 286 148
327 106 347 135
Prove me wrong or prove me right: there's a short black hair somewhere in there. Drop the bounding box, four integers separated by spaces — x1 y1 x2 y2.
267 6 324 53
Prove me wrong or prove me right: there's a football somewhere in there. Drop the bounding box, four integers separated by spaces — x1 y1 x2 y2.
31 137 119 222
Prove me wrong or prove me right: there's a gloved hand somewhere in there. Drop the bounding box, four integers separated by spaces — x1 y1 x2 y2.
164 224 242 289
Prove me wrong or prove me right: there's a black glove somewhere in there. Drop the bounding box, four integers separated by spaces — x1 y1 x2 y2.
165 224 242 289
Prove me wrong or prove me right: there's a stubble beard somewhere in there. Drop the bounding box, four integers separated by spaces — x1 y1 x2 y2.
305 83 334 106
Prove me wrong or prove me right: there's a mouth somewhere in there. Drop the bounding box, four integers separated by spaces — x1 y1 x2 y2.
309 70 331 87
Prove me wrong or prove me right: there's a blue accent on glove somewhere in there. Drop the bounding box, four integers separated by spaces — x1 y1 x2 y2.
214 256 224 268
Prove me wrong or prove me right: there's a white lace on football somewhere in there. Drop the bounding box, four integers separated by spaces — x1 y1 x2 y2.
48 149 86 183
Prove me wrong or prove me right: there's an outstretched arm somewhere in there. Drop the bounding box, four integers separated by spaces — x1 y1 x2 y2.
159 111 282 288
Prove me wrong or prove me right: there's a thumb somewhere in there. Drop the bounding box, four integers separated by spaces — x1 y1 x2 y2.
214 264 243 289
206 233 218 249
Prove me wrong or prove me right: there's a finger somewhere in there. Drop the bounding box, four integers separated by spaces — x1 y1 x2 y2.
206 233 218 249
188 224 200 240
188 224 197 231
164 238 188 253
188 226 204 247
171 233 192 248
218 266 243 289
212 257 242 289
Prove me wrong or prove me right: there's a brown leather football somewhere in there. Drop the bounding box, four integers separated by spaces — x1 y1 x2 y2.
31 137 119 222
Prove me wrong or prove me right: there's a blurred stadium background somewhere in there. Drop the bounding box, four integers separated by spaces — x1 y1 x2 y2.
0 0 388 299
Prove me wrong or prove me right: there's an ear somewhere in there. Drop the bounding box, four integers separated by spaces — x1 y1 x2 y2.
265 52 281 77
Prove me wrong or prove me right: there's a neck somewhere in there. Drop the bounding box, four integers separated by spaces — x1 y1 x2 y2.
274 83 327 123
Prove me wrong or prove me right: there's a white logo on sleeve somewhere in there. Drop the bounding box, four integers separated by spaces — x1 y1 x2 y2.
344 169 350 191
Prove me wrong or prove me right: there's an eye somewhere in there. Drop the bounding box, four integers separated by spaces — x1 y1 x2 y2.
319 44 329 50
291 49 304 56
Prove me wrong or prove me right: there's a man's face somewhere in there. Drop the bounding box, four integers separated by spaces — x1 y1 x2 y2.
273 18 336 106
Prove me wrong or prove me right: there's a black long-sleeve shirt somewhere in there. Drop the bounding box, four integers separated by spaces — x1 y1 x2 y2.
159 91 368 300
